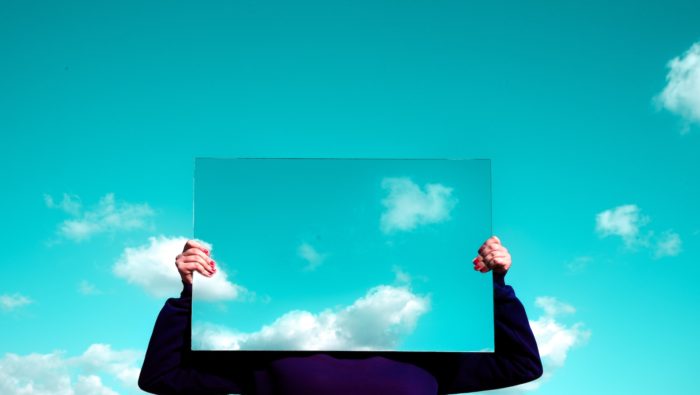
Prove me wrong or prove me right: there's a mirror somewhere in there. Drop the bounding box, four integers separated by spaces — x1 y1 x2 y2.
192 158 493 352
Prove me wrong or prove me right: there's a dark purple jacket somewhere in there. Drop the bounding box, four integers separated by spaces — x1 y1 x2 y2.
138 271 542 394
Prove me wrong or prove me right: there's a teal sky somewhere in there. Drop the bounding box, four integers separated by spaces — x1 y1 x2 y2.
1 1 699 394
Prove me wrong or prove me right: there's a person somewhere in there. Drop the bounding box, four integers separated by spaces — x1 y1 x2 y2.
138 236 543 394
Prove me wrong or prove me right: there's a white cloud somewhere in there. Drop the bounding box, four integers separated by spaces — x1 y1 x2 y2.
298 242 326 271
0 293 32 311
74 375 119 395
46 193 154 242
595 204 683 258
595 204 649 247
483 297 590 394
0 344 142 395
193 283 430 351
530 297 589 369
654 230 682 258
657 41 700 132
73 344 142 393
113 236 246 301
380 177 457 234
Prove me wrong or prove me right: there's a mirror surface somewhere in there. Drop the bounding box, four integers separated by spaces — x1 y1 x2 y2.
192 158 493 352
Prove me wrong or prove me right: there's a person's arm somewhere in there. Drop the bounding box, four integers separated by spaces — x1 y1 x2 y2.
437 270 543 394
138 281 246 395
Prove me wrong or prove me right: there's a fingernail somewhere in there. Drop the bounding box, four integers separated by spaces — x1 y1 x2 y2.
472 257 479 264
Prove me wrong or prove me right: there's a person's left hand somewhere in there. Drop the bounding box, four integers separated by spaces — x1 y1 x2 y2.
472 235 511 274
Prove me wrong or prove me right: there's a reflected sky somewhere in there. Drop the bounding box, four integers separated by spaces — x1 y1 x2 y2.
192 158 493 352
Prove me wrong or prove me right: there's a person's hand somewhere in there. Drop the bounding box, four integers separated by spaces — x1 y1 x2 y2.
175 239 217 285
472 235 511 274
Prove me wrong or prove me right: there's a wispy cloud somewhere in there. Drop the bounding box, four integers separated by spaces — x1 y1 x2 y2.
380 177 457 234
113 236 246 301
565 256 592 273
0 343 142 395
595 204 649 248
77 280 101 296
485 297 590 394
595 204 682 258
44 193 82 216
45 193 154 242
654 230 682 258
193 282 430 351
0 293 32 312
656 41 700 134
298 242 326 271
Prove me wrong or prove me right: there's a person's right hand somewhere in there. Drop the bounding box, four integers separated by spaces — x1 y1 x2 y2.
175 239 217 285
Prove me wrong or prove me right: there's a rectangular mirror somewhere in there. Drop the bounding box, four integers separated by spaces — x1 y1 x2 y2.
192 158 493 352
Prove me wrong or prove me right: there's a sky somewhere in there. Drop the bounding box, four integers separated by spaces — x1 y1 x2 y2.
1 0 699 394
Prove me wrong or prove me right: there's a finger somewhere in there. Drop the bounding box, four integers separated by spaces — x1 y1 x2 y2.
473 260 488 271
491 254 512 271
180 249 215 271
484 251 508 263
479 244 508 257
183 247 213 263
180 255 215 275
183 260 214 278
473 256 490 272
183 239 210 254
478 238 502 256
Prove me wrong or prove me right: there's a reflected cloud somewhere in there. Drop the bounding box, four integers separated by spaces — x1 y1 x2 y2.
193 283 430 351
380 177 457 234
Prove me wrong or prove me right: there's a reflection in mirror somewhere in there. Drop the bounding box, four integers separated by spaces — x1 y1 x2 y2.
192 158 493 352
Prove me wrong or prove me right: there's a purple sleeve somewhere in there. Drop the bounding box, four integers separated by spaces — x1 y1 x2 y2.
138 281 246 395
437 272 543 393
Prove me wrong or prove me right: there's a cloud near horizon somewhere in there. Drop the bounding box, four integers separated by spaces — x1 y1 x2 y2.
193 283 430 351
0 343 143 395
113 236 246 301
45 193 154 242
380 177 457 234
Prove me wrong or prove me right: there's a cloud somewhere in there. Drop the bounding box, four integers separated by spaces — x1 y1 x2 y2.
595 204 683 258
595 204 649 247
45 193 154 242
73 344 142 393
380 177 457 234
565 256 592 273
656 41 700 133
654 230 682 258
44 193 82 216
484 297 590 394
298 242 326 271
0 343 142 395
193 283 430 351
78 280 100 296
113 236 246 301
0 293 32 312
